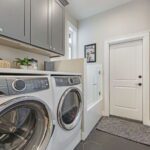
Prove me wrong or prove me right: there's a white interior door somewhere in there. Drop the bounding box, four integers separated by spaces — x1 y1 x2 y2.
110 40 143 121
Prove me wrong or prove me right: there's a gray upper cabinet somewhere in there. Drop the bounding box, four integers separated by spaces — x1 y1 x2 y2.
51 0 65 55
31 0 51 50
0 0 66 55
0 0 30 43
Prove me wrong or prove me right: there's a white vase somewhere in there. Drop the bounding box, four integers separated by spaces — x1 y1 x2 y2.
20 65 28 70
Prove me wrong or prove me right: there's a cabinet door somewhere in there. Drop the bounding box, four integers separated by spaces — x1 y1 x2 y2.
52 0 65 55
0 0 30 43
31 0 51 49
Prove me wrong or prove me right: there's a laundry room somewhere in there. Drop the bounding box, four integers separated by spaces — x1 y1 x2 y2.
0 0 150 150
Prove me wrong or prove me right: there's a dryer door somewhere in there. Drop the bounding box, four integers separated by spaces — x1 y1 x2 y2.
0 97 54 150
57 88 82 130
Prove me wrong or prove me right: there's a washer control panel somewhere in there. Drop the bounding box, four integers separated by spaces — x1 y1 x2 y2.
12 79 26 91
0 77 49 96
55 76 81 86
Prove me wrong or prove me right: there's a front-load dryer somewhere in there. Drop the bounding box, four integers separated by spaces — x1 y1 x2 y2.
0 74 55 150
51 74 83 150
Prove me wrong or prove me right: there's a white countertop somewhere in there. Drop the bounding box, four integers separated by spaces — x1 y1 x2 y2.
0 68 82 76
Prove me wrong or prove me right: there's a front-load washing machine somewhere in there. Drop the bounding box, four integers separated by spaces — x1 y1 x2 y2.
51 74 83 150
0 74 55 150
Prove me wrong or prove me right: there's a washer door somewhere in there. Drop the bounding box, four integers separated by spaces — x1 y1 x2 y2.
0 97 53 150
57 88 82 130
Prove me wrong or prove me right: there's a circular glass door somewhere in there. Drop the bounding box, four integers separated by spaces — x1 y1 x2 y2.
0 97 53 150
57 88 82 130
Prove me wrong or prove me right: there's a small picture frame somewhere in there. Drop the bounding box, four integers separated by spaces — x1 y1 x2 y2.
84 43 96 63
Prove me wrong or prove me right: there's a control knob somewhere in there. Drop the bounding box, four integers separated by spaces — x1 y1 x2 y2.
12 79 26 91
68 78 74 84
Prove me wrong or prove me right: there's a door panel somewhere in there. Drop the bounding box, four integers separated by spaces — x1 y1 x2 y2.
52 0 64 54
113 87 137 109
87 65 101 107
0 0 30 43
110 40 143 121
31 0 50 49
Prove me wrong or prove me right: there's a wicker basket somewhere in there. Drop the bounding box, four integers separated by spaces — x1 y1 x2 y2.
0 60 11 68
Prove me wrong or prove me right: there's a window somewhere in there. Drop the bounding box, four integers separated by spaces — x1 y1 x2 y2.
68 28 73 59
66 22 77 59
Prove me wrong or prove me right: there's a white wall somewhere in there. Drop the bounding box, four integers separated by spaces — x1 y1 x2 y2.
0 45 50 70
65 11 78 28
78 0 150 64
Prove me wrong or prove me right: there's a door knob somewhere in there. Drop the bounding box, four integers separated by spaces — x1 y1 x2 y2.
138 75 142 78
138 83 142 86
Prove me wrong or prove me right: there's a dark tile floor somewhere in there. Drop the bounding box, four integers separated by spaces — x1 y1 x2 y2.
75 129 150 150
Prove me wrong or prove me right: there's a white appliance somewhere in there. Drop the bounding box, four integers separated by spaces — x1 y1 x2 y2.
51 74 83 150
82 64 103 140
51 59 103 140
0 74 55 150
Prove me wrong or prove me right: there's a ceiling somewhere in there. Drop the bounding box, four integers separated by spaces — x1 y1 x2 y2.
66 0 134 20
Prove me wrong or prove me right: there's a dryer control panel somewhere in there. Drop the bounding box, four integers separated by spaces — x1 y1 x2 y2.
54 76 81 87
0 77 49 96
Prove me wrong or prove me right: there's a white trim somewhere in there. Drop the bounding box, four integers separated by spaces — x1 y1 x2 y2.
104 32 150 126
66 21 78 59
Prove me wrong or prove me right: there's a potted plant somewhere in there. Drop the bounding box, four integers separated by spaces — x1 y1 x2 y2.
15 58 30 69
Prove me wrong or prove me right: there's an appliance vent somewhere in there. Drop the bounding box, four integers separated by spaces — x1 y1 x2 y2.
59 0 69 6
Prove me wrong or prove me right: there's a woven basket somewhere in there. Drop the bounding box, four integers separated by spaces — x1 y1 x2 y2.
0 60 11 68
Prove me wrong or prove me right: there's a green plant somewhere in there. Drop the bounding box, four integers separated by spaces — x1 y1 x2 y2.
15 58 30 66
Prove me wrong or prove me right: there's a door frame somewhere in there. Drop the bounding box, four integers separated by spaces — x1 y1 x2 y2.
104 32 150 126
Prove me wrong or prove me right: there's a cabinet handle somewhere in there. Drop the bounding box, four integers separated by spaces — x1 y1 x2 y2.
53 48 56 50
0 28 3 32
